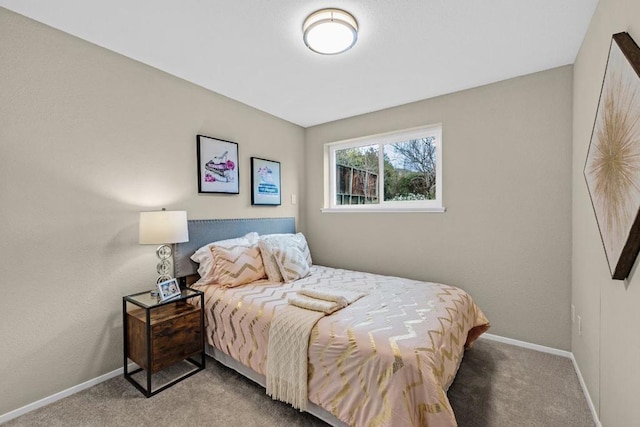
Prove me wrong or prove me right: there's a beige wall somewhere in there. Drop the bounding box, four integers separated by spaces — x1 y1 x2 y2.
0 8 304 415
305 66 573 350
1 2 597 419
572 0 640 424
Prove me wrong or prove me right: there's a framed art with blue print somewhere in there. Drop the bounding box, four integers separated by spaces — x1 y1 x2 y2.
251 157 281 206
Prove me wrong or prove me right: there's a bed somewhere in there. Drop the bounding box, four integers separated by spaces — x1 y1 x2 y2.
174 218 489 427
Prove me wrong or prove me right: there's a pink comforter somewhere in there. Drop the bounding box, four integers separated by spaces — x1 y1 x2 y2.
194 266 489 426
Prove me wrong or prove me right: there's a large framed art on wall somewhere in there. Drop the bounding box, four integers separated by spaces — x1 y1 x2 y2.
197 135 239 194
584 32 640 280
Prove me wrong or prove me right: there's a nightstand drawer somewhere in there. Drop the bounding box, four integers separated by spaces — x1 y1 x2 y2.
126 303 202 373
150 310 202 372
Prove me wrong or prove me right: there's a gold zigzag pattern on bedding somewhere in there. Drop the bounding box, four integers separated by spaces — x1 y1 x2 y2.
194 266 489 427
210 244 266 287
272 244 310 282
306 272 487 427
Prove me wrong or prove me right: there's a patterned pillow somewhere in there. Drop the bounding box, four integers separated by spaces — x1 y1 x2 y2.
271 245 310 282
257 239 284 283
209 244 266 288
190 232 259 280
260 233 312 266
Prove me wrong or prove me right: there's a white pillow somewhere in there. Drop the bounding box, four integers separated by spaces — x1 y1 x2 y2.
271 245 310 282
190 232 259 280
260 232 312 266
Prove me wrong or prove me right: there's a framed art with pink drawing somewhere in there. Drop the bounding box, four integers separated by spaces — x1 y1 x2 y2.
197 135 239 194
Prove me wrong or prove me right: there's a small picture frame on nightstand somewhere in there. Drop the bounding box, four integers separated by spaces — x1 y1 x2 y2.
157 278 181 301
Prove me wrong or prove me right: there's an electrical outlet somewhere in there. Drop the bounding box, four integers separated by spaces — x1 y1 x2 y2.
577 315 582 336
571 304 575 323
291 194 297 205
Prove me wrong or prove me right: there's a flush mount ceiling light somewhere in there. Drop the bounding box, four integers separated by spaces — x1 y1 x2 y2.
303 8 358 55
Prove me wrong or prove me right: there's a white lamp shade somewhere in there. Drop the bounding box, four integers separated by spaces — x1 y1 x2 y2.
139 210 189 244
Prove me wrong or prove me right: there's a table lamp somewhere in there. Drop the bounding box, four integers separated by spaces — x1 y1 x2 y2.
139 209 189 284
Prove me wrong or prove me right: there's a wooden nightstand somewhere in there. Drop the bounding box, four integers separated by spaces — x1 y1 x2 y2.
123 287 205 397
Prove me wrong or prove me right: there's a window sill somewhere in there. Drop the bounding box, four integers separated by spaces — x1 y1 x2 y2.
321 207 446 213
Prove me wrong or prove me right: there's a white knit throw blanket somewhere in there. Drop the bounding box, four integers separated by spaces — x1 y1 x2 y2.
266 305 323 410
266 287 367 410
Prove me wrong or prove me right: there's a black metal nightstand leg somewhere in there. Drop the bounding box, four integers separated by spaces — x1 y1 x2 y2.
145 309 152 396
122 299 128 378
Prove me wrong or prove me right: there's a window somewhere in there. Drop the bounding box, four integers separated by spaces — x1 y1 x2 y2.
325 125 443 212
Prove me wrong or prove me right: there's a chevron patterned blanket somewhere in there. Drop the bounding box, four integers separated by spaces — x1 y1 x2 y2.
194 266 489 427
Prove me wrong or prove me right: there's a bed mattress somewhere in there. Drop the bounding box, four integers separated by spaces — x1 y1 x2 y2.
193 265 489 427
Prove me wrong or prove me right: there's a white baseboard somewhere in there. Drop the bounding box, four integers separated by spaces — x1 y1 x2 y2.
0 363 137 425
480 333 600 427
481 333 572 358
569 353 602 427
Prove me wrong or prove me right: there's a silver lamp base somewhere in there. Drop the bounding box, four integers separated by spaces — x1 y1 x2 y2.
155 244 173 284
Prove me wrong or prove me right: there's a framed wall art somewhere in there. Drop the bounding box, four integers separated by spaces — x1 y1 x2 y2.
251 157 281 206
197 135 239 194
584 32 640 280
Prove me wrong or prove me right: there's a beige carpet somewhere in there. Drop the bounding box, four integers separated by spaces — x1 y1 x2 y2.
5 338 595 426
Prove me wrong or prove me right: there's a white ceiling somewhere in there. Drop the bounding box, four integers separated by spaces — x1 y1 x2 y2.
0 0 598 127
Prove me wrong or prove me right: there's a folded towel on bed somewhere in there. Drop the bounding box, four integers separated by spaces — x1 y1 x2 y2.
297 287 367 305
289 287 367 314
288 294 345 314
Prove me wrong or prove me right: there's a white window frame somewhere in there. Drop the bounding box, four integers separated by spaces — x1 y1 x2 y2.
323 124 444 213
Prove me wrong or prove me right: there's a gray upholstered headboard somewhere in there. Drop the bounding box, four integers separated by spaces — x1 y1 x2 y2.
174 217 296 278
